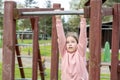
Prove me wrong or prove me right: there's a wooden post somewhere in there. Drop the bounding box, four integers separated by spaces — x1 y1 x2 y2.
30 17 45 80
111 3 120 80
32 17 39 80
89 0 102 80
50 4 62 80
2 1 16 80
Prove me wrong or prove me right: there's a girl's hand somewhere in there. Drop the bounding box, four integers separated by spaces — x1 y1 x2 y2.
55 15 61 19
80 15 86 28
54 9 61 19
80 15 86 22
80 15 84 18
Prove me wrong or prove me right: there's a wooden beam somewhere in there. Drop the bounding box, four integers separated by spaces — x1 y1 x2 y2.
2 1 16 80
111 3 120 80
89 0 102 80
50 3 61 80
32 17 39 80
84 7 113 18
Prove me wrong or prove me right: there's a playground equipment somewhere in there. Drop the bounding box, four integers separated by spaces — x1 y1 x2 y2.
21 9 84 16
2 0 120 80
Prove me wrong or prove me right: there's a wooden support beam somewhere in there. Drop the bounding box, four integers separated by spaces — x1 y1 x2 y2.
84 7 113 18
111 3 120 80
32 17 39 80
50 4 61 80
2 1 16 80
89 0 102 80
102 7 113 16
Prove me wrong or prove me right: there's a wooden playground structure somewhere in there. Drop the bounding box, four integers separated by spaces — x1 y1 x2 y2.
2 0 120 80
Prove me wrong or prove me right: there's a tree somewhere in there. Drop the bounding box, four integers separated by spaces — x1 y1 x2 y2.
38 0 53 39
46 0 51 8
67 0 87 32
68 0 119 28
24 0 37 8
17 0 38 31
0 0 3 30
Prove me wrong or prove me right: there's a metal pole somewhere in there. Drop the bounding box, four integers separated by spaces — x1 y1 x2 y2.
21 9 84 16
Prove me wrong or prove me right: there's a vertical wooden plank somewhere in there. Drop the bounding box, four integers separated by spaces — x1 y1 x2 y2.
31 17 45 80
111 4 120 80
89 0 102 80
2 1 16 80
50 4 61 80
32 17 39 80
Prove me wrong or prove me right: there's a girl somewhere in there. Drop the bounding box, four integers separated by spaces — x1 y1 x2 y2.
55 15 88 80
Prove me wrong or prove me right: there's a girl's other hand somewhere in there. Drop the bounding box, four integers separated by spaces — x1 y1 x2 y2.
80 15 84 18
55 15 61 18
80 15 86 23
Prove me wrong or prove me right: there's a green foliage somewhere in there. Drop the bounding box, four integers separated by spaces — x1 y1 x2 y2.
67 15 80 32
16 0 38 31
39 16 52 37
24 0 37 8
102 0 115 22
46 0 51 8
16 1 53 37
0 17 3 30
68 0 117 28
17 19 32 31
68 0 88 31
0 0 3 30
69 0 87 10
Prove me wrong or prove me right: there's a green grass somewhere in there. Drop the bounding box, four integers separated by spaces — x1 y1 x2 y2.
18 39 51 44
101 74 110 80
0 39 2 48
0 39 113 80
0 63 61 80
20 45 51 56
18 39 51 56
0 63 2 79
0 62 110 80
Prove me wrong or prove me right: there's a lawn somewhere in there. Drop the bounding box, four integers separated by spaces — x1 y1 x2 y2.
0 63 61 80
0 63 110 80
17 39 51 56
0 39 111 80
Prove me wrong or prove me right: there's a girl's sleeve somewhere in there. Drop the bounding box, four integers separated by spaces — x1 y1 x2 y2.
78 18 87 57
56 16 66 57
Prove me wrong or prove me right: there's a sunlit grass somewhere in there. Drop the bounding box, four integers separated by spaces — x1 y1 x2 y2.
0 39 2 48
18 39 51 44
0 62 110 80
17 39 51 56
0 63 2 79
0 39 112 80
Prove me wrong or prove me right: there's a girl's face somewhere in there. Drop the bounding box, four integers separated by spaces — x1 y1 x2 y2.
66 36 78 53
